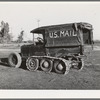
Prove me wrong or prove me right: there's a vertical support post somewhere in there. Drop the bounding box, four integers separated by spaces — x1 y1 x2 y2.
78 26 84 55
91 30 94 50
33 34 35 45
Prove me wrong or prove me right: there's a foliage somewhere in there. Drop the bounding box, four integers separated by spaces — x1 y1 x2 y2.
17 30 24 43
0 21 12 43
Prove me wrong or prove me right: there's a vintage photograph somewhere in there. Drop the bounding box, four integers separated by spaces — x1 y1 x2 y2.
0 2 100 89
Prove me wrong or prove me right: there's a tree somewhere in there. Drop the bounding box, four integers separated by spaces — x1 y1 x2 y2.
0 21 5 37
17 30 24 43
0 21 12 43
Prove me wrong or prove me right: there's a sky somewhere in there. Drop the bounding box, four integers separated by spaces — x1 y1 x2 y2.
0 2 100 41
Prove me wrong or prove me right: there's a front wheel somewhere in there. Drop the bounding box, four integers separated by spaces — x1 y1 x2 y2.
8 52 22 68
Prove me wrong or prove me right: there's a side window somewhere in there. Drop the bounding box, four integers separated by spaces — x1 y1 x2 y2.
33 34 43 42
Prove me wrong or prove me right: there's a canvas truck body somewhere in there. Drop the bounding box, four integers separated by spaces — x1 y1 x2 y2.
28 22 93 57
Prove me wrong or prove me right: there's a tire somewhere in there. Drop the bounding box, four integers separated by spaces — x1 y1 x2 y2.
54 60 68 74
26 57 39 71
40 59 53 72
8 52 22 68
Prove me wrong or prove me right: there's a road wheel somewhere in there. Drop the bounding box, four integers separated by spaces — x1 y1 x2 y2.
78 59 84 70
54 60 67 74
71 57 84 70
26 57 39 71
40 59 53 72
8 52 22 68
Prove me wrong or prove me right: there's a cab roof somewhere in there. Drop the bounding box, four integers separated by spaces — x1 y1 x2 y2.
30 22 93 34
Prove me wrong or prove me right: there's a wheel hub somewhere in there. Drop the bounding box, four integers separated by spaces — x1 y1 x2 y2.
43 61 49 68
57 64 63 71
30 60 36 67
12 55 17 65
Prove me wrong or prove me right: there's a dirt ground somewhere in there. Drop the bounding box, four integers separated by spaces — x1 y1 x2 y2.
0 44 100 89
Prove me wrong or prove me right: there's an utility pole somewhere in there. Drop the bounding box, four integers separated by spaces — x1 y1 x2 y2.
37 19 40 27
37 19 41 38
